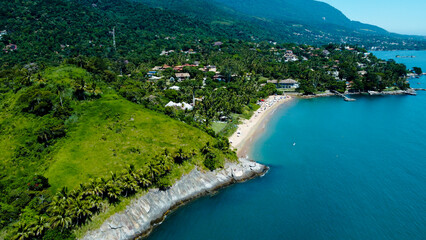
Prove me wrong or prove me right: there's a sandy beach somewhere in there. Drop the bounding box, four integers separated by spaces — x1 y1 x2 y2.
229 95 293 157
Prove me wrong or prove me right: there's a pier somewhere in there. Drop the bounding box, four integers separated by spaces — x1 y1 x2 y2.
332 91 356 101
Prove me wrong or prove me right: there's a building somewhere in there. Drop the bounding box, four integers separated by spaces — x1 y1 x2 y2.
147 71 157 77
3 44 17 53
358 70 367 76
213 41 223 46
279 79 299 89
207 65 217 72
175 73 190 81
0 30 7 40
152 66 163 71
169 86 180 91
148 76 161 81
213 74 225 81
165 101 193 111
267 79 299 89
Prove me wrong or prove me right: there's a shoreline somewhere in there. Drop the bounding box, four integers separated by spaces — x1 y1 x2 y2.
229 95 294 157
81 159 268 240
228 88 419 157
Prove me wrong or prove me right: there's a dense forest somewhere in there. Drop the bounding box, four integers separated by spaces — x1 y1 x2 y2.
0 0 417 239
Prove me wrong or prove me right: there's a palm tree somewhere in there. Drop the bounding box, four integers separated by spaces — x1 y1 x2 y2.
145 160 161 183
92 178 106 197
50 213 72 229
12 222 34 240
156 155 172 174
136 169 152 189
69 198 93 226
31 216 50 236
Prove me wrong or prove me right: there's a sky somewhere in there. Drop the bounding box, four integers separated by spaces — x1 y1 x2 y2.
320 0 426 36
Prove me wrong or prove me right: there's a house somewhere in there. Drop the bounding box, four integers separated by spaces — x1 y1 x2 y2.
173 65 183 71
213 74 225 81
3 44 17 52
0 30 7 40
148 76 161 81
357 63 367 69
152 66 163 71
207 65 217 72
358 70 367 76
268 79 299 89
165 101 193 111
169 86 180 91
213 41 223 46
175 73 190 81
328 71 340 80
278 79 299 89
147 71 157 77
160 50 175 56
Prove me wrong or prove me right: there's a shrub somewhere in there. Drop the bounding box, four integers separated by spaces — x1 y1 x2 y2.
28 175 50 191
203 152 218 171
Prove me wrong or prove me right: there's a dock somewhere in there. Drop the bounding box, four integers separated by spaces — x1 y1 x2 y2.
332 91 356 101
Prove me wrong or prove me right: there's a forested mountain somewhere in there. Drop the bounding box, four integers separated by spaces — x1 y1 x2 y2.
0 0 254 66
137 0 426 50
213 0 388 34
1 0 425 69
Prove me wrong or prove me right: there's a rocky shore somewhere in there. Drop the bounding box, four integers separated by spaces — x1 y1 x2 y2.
81 159 268 240
366 89 417 95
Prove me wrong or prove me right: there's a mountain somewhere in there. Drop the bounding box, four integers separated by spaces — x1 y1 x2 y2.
0 0 254 65
213 0 388 34
1 0 425 67
136 0 426 50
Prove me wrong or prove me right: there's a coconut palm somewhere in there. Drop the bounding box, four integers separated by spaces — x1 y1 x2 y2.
136 169 152 188
69 198 93 226
49 212 72 229
12 222 34 240
31 216 50 236
145 160 161 183
92 178 107 197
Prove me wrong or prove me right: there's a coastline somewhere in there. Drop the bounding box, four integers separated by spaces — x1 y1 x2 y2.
81 159 268 240
229 95 294 157
79 89 417 240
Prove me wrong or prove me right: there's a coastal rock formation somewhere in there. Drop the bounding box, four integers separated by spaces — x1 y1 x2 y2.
81 159 268 240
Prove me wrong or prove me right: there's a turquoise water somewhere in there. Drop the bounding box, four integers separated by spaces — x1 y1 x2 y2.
147 52 426 240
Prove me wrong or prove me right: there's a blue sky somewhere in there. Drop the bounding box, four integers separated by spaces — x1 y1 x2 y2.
320 0 426 36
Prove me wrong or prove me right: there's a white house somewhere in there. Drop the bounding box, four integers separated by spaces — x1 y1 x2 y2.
165 101 193 110
169 86 180 90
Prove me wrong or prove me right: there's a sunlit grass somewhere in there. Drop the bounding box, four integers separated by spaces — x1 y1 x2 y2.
45 94 216 192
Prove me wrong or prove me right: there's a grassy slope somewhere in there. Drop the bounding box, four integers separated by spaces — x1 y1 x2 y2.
45 94 216 192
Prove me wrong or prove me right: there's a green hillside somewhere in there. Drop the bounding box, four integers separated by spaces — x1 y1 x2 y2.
45 95 216 192
0 64 234 239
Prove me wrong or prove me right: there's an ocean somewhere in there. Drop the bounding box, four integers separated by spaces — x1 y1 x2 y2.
147 51 426 240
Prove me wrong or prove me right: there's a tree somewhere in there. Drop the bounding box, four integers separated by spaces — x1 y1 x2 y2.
203 152 218 171
12 222 34 240
49 213 72 229
413 67 422 75
31 216 50 236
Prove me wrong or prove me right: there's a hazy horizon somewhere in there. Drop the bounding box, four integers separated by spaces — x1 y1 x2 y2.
320 0 426 36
